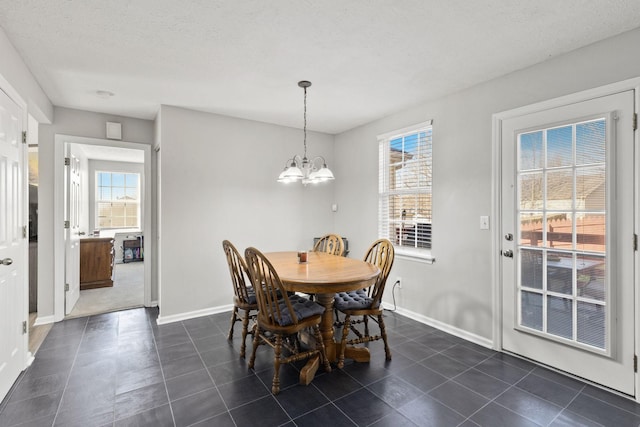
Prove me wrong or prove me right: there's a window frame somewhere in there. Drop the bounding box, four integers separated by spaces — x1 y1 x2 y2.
378 120 434 262
95 171 141 230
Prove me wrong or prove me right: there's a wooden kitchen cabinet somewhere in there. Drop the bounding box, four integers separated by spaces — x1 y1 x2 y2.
80 237 114 290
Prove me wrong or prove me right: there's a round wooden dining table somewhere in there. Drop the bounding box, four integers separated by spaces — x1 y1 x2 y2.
265 251 379 381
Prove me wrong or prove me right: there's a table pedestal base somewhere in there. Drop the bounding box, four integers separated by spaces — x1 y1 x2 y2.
344 346 370 363
315 293 371 364
299 354 320 385
298 292 371 383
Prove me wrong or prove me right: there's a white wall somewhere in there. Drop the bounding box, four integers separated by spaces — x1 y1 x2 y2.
333 27 640 342
0 27 52 124
157 105 335 319
38 107 154 318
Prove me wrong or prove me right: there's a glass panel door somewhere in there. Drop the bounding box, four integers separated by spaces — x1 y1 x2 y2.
500 90 635 396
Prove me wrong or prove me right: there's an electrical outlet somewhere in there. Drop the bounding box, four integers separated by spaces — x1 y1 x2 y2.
396 277 402 288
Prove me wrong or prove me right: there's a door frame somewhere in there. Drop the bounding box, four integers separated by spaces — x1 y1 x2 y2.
492 77 640 401
53 134 152 321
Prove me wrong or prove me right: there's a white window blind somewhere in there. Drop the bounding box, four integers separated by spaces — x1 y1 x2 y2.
96 172 140 229
378 121 433 257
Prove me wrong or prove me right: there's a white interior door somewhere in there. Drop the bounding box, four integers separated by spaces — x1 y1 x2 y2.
64 144 81 314
501 90 636 396
0 88 26 401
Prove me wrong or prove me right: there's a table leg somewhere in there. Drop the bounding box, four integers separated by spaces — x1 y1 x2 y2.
298 294 336 384
315 293 337 361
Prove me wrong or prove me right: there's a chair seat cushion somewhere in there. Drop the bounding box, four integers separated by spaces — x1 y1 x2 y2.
277 295 325 326
245 286 257 305
334 289 375 311
245 286 286 305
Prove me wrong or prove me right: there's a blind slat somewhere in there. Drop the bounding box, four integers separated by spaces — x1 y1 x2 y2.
379 124 433 251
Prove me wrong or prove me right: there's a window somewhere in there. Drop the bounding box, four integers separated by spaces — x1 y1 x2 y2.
378 121 433 258
96 172 140 229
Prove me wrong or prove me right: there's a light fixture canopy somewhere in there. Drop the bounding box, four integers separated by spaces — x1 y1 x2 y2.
277 81 334 185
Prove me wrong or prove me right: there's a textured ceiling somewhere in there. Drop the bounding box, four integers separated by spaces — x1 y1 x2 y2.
2 1 640 134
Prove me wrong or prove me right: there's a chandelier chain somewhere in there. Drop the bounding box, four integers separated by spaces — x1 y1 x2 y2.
303 85 307 158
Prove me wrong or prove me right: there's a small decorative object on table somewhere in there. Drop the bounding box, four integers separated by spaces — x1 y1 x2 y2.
298 251 308 263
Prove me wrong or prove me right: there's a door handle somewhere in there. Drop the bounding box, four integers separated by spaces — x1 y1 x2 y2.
78 232 86 236
503 250 513 258
1 258 13 266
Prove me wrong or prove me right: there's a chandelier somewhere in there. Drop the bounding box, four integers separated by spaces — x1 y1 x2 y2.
277 81 334 185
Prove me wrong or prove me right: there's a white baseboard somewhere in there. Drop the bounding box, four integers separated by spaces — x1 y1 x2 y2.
390 306 494 350
34 315 55 326
153 303 495 352
156 304 234 325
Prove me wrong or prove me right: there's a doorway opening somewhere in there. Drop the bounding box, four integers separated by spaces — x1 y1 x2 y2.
66 149 145 318
53 135 152 322
26 115 52 354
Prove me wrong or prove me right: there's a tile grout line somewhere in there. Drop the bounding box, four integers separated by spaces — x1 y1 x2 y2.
543 384 606 427
188 315 243 426
148 312 179 427
50 317 89 427
389 339 511 425
322 371 379 426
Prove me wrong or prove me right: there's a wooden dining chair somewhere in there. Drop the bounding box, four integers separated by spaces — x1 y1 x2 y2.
313 234 345 256
244 247 331 394
222 240 258 359
334 239 395 368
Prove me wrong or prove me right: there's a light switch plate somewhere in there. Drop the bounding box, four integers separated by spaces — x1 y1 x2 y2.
480 215 490 230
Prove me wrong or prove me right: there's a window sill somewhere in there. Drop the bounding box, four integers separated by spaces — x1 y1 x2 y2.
395 248 435 264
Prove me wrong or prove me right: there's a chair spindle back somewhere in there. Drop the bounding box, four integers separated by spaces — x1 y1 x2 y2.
363 239 394 308
313 234 345 256
222 240 253 304
244 247 298 327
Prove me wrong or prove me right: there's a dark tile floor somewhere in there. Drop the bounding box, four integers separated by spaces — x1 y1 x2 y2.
1 307 639 427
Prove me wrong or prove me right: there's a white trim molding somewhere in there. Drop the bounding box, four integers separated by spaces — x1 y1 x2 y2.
33 315 55 326
156 304 234 326
391 306 494 350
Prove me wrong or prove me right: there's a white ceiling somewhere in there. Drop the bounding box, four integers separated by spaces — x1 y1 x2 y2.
2 1 640 134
